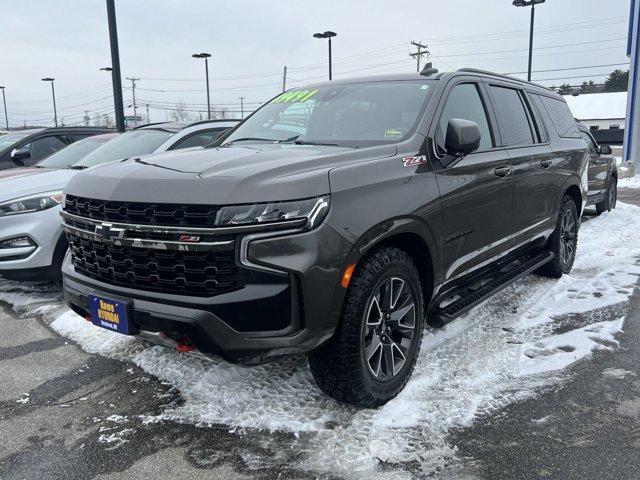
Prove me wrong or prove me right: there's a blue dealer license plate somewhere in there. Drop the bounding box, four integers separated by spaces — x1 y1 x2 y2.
89 294 131 335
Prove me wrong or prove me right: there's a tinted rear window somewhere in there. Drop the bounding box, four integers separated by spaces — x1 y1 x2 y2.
538 95 581 139
488 85 534 146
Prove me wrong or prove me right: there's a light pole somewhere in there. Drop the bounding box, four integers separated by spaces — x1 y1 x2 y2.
192 52 212 119
41 78 58 127
239 97 245 119
313 31 337 80
0 87 8 130
513 0 545 82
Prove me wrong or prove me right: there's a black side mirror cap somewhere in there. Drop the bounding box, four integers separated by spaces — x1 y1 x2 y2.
445 118 481 158
599 145 612 155
10 148 30 166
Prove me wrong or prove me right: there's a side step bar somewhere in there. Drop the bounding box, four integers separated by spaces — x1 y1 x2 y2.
428 251 555 328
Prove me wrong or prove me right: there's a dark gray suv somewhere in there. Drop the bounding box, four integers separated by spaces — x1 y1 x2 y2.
61 69 588 407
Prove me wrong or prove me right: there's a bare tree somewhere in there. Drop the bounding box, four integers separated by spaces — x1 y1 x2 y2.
170 101 194 122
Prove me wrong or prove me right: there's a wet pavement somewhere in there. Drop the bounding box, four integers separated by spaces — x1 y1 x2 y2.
0 191 638 480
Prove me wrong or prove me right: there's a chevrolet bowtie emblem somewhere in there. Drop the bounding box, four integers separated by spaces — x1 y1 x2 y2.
94 223 126 241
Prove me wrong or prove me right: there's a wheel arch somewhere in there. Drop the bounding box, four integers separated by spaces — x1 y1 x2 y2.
354 221 438 310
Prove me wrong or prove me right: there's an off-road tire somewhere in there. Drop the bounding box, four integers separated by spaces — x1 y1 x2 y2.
595 176 617 215
308 247 425 408
537 195 579 278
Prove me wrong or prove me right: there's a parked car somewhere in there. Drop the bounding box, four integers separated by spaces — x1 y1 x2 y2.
61 70 587 407
0 133 121 181
578 124 618 215
0 126 113 170
0 120 238 281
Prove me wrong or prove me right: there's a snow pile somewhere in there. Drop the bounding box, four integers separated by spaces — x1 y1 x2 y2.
4 203 638 478
619 175 640 189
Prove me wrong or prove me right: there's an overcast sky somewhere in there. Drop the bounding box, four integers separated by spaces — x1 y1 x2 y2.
0 0 632 127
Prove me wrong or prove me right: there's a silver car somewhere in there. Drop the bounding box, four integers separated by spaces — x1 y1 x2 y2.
0 120 239 280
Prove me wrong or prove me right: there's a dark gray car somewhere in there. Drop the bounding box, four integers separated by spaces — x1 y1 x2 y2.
61 69 588 407
578 124 618 214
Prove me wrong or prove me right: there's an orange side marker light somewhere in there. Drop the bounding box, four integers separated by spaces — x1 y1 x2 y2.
341 263 357 288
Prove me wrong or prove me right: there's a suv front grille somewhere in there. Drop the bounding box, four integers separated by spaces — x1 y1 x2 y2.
64 195 218 227
67 233 247 296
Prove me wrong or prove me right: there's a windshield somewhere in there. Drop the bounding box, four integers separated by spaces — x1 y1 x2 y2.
37 136 112 168
221 80 434 148
74 129 173 168
0 132 31 150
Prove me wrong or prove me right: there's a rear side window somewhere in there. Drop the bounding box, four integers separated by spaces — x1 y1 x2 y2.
538 95 581 138
488 85 534 147
437 83 493 152
579 131 598 154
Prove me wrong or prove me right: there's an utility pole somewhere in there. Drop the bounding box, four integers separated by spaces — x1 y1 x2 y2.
126 77 139 127
145 103 149 123
106 0 126 132
410 41 430 73
239 97 245 119
84 110 90 126
0 87 8 130
282 66 287 92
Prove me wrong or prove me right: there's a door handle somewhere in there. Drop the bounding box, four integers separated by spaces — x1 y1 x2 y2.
540 159 553 168
494 166 512 178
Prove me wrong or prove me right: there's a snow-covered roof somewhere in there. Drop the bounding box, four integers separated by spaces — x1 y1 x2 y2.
563 91 627 120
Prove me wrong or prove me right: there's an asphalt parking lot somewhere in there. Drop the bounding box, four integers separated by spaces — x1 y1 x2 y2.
0 191 638 480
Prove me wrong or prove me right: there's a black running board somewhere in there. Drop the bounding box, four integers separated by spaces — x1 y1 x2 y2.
428 251 555 328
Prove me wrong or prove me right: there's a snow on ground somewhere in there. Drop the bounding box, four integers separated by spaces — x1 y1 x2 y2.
619 175 640 189
1 203 640 478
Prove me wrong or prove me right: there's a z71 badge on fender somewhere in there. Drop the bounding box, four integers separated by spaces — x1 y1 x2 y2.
402 155 428 167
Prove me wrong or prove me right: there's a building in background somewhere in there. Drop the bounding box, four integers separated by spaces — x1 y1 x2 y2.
564 92 627 131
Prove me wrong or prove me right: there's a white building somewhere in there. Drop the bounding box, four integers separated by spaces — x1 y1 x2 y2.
563 91 627 132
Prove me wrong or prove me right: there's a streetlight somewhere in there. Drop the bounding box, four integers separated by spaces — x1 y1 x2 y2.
0 87 8 130
512 0 545 82
41 77 58 127
192 52 212 119
99 67 113 72
313 31 337 81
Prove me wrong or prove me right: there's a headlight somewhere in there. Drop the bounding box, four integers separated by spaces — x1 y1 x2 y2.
215 196 329 229
0 191 64 217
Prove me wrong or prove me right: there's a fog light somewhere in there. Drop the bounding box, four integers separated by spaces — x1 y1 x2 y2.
0 236 36 249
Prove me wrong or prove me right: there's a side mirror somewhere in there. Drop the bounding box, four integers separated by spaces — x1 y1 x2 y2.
599 145 612 155
10 147 31 166
445 118 481 158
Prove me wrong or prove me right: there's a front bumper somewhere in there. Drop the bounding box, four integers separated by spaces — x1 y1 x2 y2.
63 223 357 364
0 205 63 272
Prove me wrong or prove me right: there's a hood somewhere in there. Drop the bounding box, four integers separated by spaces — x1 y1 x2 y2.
0 167 53 181
64 143 396 204
0 169 77 203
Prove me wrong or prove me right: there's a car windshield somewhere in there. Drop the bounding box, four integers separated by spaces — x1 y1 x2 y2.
36 136 113 168
221 80 434 148
73 129 173 168
0 132 31 150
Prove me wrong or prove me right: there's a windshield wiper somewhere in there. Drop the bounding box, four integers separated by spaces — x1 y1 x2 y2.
222 137 281 146
69 165 87 170
293 140 354 148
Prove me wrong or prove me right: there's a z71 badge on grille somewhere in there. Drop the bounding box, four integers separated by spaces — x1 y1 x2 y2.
402 155 428 167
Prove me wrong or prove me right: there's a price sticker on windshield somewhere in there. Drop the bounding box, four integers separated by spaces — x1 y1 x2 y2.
271 89 319 104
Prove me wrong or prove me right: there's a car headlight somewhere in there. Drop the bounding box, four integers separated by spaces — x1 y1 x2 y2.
0 191 64 217
215 196 329 229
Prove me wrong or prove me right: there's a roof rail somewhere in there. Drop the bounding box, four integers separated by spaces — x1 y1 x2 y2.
457 68 552 91
186 118 242 127
131 121 170 130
